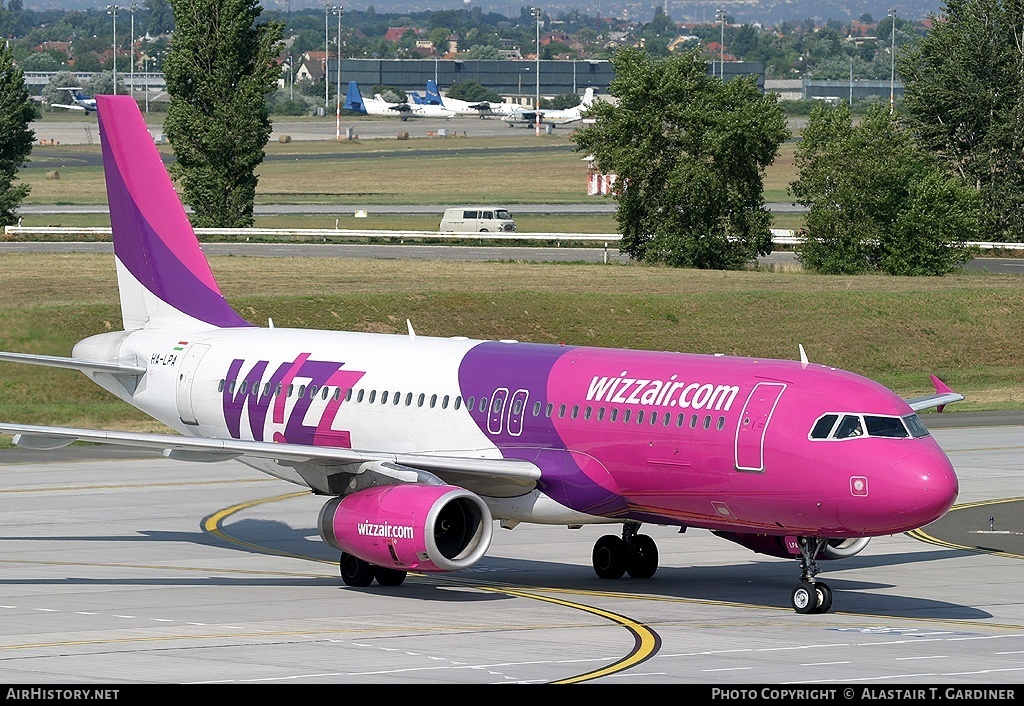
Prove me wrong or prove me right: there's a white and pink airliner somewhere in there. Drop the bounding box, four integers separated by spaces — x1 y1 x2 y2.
0 96 963 614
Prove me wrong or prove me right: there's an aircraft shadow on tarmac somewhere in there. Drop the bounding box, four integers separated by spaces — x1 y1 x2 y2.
3 515 997 618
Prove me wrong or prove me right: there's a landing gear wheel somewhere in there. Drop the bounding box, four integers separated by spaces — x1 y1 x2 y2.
373 567 408 587
340 552 374 587
791 581 820 614
593 534 628 579
626 534 659 579
814 581 833 614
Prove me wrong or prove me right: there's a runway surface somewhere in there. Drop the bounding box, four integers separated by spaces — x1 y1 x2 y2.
1 414 1021 685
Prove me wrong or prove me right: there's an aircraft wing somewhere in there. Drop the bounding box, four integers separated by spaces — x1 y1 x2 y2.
905 375 964 412
0 422 542 498
50 103 86 111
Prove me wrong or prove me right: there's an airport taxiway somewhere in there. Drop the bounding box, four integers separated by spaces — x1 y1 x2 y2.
0 414 1021 684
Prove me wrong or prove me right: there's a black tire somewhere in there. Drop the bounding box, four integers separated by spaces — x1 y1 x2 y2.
480 228 489 232
592 534 627 579
815 582 833 614
791 581 820 614
626 534 659 579
374 567 408 587
340 552 374 587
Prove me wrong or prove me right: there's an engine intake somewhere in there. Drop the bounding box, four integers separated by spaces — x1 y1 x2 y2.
318 484 493 572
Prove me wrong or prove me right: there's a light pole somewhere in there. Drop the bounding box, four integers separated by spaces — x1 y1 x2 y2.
532 6 541 136
323 3 330 112
107 5 118 95
143 55 149 113
888 8 897 113
128 3 137 98
334 5 344 140
716 8 726 81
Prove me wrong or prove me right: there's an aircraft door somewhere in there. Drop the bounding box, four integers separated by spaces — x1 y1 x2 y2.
734 382 786 472
175 343 211 426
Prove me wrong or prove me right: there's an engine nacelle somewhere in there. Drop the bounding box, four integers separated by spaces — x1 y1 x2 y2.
713 532 870 560
318 484 493 573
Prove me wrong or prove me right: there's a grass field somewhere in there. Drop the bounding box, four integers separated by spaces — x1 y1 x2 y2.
0 253 1021 440
17 132 804 231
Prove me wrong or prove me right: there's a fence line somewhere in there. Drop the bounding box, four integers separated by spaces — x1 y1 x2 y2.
4 226 1023 251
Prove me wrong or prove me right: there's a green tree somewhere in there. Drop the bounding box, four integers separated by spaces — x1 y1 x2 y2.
572 47 788 270
446 80 499 103
790 102 977 275
163 0 284 228
899 0 1024 242
0 40 34 226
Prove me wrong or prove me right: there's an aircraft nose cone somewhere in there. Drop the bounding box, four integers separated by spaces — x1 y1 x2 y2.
889 450 959 527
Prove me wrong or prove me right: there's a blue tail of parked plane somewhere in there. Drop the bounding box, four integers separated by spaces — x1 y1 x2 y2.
424 80 444 106
344 81 366 114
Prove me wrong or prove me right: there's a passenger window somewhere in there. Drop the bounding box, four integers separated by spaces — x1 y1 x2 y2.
454 396 462 410
483 211 493 219
368 390 376 404
418 393 425 407
703 415 711 430
467 396 475 410
442 395 450 409
835 415 864 439
430 394 437 408
405 392 412 406
558 404 566 418
533 401 542 416
218 379 225 392
611 408 618 422
356 389 364 403
597 407 605 421
463 210 476 218
810 414 838 439
716 416 725 431
664 412 671 427
636 410 644 424
571 405 579 419
309 385 318 398
545 403 553 417
690 414 697 428
344 387 352 401
676 413 684 427
623 409 631 423
239 381 248 394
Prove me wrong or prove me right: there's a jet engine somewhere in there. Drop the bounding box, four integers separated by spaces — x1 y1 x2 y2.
713 532 871 560
318 484 493 572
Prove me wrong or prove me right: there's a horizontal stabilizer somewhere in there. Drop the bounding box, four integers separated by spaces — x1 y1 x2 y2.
0 351 146 376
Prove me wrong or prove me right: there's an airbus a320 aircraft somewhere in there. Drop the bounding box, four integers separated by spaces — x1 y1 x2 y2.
0 96 963 614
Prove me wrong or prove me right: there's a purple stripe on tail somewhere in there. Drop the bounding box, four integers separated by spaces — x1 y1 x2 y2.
96 95 251 329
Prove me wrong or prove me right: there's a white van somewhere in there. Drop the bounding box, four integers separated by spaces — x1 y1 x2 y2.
439 207 516 233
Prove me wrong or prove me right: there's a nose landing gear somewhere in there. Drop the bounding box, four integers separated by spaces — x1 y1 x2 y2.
792 537 833 614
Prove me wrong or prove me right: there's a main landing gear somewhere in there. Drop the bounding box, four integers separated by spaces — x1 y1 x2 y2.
791 537 833 614
592 522 659 580
339 552 408 588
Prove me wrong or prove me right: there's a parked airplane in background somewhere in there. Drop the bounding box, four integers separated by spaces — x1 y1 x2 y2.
502 87 596 128
344 81 454 121
419 80 515 118
49 88 97 115
0 96 964 615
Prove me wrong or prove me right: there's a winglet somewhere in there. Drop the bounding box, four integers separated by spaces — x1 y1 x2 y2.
798 344 808 368
905 375 964 413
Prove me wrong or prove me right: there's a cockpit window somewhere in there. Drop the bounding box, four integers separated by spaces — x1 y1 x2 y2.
810 414 838 439
834 414 864 439
864 415 909 438
903 413 930 438
812 412 925 440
